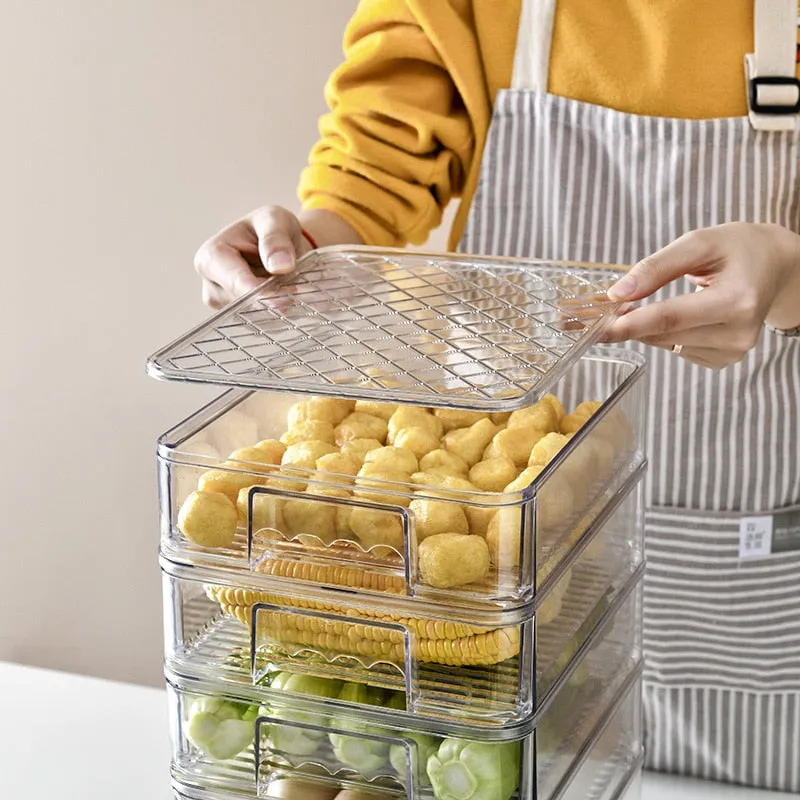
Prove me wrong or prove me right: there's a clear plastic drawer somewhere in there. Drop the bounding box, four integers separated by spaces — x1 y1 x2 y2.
166 630 643 800
158 349 645 609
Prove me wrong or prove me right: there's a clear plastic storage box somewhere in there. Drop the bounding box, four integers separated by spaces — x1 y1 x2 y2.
165 604 642 800
163 473 643 726
149 248 645 612
148 247 649 800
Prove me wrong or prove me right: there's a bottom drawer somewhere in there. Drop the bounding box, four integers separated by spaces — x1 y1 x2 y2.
169 672 642 800
166 583 642 800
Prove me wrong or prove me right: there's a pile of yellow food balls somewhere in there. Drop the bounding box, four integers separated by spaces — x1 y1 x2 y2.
177 393 630 590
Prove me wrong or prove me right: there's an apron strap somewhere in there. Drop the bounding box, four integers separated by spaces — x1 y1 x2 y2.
510 0 557 92
745 0 799 130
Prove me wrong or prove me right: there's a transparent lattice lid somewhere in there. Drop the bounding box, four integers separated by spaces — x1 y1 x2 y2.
147 246 624 411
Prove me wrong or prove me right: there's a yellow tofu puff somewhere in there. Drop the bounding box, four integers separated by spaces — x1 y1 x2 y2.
409 473 478 494
528 432 572 467
418 533 491 588
558 437 597 487
508 395 562 433
536 473 577 538
178 490 239 548
334 412 389 446
280 420 336 446
339 438 384 465
442 417 498 466
282 487 352 545
469 456 518 493
419 448 469 476
348 506 405 556
485 466 544 570
432 408 488 432
489 410 512 425
281 440 339 472
409 472 495 537
225 446 278 473
409 494 469 541
353 399 398 420
277 441 338 492
287 397 354 428
464 499 503 537
560 400 603 434
387 406 443 443
306 485 355 539
484 426 546 467
354 462 413 507
595 406 635 452
197 469 264 503
363 445 419 475
236 485 285 535
314 451 361 482
539 393 566 424
410 469 463 486
392 425 441 459
253 438 287 465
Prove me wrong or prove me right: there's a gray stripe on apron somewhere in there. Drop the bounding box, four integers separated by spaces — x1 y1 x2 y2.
455 2 800 790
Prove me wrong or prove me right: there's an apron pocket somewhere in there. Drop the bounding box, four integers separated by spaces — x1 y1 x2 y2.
642 505 800 791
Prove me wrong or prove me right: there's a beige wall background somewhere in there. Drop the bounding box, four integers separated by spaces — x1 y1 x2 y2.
0 1 453 687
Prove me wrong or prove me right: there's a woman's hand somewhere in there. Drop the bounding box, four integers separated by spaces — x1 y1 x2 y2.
601 222 800 368
194 206 362 309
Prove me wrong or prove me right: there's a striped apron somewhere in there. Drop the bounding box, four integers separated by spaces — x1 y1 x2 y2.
457 0 800 791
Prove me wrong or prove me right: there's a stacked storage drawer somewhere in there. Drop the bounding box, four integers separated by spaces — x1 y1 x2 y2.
149 247 648 800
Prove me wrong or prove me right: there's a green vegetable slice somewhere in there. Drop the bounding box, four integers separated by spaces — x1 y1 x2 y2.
427 738 520 800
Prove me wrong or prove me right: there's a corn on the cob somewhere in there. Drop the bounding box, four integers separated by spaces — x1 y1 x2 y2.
205 585 487 639
254 556 406 593
212 596 519 667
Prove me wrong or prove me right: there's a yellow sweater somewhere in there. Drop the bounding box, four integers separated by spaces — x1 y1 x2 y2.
298 0 800 250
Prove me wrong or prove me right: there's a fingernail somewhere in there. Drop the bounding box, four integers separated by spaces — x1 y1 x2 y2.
608 275 637 301
266 251 294 273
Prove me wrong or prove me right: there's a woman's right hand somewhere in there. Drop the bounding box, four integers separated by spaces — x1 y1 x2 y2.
194 206 362 309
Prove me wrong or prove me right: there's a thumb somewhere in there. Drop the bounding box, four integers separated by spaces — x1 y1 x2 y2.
607 232 712 302
251 207 302 275
258 229 297 275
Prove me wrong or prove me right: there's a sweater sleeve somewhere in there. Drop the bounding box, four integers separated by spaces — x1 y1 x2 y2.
297 0 476 247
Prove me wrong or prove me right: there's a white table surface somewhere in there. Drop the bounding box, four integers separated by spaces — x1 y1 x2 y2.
0 660 796 800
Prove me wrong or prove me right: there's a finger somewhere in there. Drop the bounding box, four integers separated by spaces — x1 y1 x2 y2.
201 244 266 300
607 230 719 302
600 287 731 343
250 207 305 275
198 243 267 300
202 280 227 310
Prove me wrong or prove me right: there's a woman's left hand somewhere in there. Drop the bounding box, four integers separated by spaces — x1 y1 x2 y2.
600 222 800 368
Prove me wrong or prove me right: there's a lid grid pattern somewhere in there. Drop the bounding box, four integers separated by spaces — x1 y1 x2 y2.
152 249 622 409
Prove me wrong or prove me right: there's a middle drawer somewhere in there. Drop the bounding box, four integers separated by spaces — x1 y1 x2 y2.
163 479 643 728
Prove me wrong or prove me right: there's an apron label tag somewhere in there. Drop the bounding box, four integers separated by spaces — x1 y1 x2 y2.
738 515 774 559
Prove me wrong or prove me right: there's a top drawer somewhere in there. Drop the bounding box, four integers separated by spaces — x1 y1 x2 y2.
159 349 645 609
